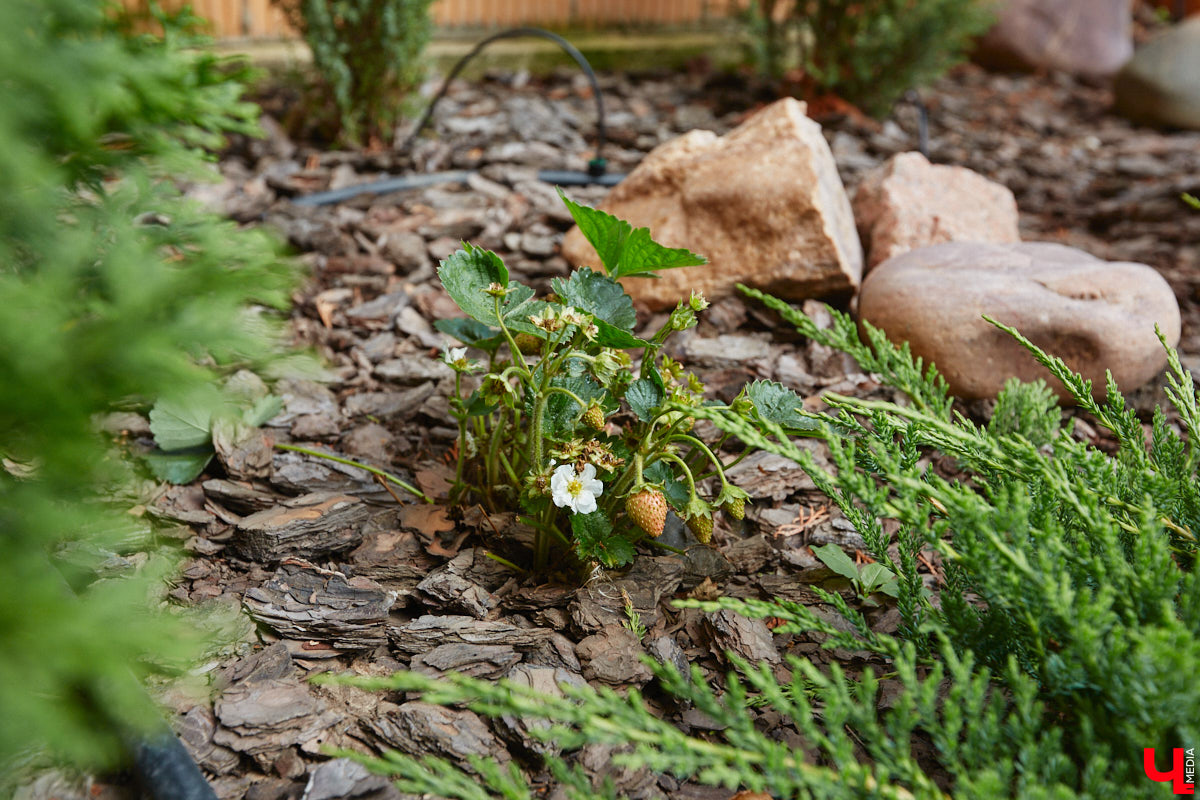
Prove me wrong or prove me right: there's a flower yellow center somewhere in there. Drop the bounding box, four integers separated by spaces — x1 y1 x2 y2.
566 478 583 497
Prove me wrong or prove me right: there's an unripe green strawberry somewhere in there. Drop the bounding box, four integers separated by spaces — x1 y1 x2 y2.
513 332 542 355
723 496 746 521
581 403 605 431
626 488 668 538
686 513 713 544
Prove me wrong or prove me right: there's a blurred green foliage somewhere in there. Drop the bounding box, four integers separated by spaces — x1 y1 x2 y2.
273 0 434 144
0 0 292 774
737 0 995 117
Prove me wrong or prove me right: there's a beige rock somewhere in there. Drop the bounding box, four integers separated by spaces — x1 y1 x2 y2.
974 0 1133 79
853 152 1020 271
561 98 862 310
857 242 1180 400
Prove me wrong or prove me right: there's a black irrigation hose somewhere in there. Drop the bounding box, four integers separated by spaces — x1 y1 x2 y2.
133 733 218 800
400 26 609 176
293 27 621 207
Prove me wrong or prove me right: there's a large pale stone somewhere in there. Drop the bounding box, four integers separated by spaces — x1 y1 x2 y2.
561 98 862 310
853 152 1020 271
974 0 1133 79
1114 18 1200 130
858 242 1180 400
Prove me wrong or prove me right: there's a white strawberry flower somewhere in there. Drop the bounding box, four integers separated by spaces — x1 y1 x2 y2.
550 462 603 515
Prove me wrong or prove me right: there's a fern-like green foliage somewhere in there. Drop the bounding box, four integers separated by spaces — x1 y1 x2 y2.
988 377 1060 448
734 0 995 117
0 0 291 774
324 297 1199 798
273 0 434 144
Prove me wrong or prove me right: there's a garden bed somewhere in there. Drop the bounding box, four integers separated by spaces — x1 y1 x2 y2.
95 62 1200 800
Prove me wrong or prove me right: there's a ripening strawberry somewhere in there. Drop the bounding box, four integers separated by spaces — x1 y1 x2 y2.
625 488 668 538
723 496 746 521
686 514 713 544
581 403 605 431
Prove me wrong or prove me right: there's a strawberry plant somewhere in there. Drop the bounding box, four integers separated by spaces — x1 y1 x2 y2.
436 192 783 571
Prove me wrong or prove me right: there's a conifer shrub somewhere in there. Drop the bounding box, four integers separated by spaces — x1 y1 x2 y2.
272 0 434 144
1 0 291 775
322 287 1198 798
737 0 995 117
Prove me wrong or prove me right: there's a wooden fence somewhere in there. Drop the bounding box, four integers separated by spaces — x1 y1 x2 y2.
128 0 727 39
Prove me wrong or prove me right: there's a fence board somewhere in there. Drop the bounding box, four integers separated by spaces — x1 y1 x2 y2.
120 0 729 38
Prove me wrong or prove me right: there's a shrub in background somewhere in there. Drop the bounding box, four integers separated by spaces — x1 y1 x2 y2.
737 0 995 117
274 0 434 144
323 291 1198 798
0 0 291 774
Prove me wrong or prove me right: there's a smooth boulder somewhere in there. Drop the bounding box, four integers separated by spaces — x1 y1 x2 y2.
975 0 1132 79
561 98 862 310
857 242 1180 400
853 152 1020 271
1114 18 1200 130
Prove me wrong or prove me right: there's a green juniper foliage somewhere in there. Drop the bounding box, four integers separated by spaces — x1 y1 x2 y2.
737 0 995 117
0 0 291 772
273 0 434 144
325 287 1198 798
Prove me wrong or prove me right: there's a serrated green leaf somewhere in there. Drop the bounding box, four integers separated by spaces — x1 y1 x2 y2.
243 395 283 428
558 189 705 280
540 375 608 438
571 511 635 568
559 190 630 276
552 268 637 332
437 244 509 323
592 319 648 349
625 378 663 422
437 247 550 339
747 380 821 433
149 387 224 451
614 227 707 279
434 318 504 353
812 543 860 582
643 460 690 512
143 448 213 484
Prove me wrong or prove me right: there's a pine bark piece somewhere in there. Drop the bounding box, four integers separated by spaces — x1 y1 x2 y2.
577 625 653 686
303 758 403 800
703 608 781 666
243 560 396 650
569 557 684 634
416 548 514 619
389 615 555 656
213 678 343 756
367 702 510 771
410 643 522 679
233 492 370 562
177 706 240 776
495 664 588 757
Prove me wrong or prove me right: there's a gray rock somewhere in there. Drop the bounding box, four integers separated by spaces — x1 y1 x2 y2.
1115 18 1200 130
858 241 1181 399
